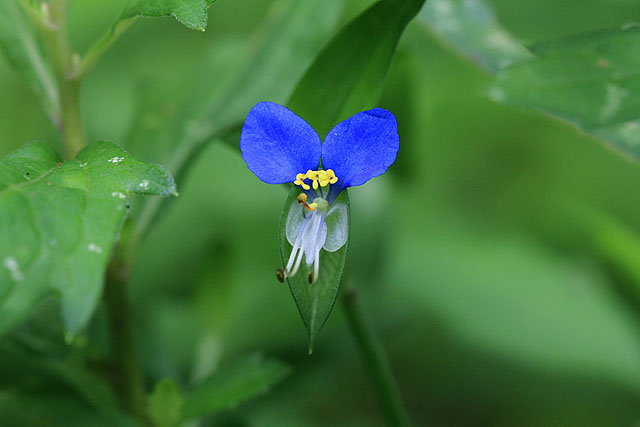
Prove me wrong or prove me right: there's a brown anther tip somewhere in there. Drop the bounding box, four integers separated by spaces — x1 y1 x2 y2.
276 269 285 283
308 271 314 284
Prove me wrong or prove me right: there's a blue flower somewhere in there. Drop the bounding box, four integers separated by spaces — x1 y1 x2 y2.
240 102 399 283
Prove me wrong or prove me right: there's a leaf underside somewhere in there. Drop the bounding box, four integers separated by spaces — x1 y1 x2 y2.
279 186 350 351
0 141 176 335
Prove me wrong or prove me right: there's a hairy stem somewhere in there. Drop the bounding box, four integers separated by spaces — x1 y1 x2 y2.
342 287 412 427
104 222 151 425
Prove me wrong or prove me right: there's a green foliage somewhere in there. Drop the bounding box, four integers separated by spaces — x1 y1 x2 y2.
148 379 184 427
120 0 217 31
182 354 291 420
279 186 350 351
419 0 533 71
491 27 640 160
0 1 59 120
0 141 176 335
287 0 426 138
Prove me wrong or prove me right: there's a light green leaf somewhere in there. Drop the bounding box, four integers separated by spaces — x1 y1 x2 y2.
388 213 640 390
129 0 342 238
491 27 640 159
182 354 291 420
287 0 425 138
120 0 217 31
0 141 176 335
148 379 183 427
0 0 59 121
419 0 533 72
279 186 350 351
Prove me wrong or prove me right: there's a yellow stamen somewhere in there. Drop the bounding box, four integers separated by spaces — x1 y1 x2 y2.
294 173 310 190
297 169 339 190
297 193 316 211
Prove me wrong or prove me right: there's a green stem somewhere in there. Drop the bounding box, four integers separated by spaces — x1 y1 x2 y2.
71 17 138 80
104 223 152 426
342 287 412 427
29 0 86 158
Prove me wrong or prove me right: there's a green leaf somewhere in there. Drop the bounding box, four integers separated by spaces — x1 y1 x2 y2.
419 0 533 72
0 338 119 409
148 379 183 427
120 0 217 31
0 0 59 121
490 27 640 159
182 354 291 420
0 141 176 335
279 186 350 351
287 0 425 138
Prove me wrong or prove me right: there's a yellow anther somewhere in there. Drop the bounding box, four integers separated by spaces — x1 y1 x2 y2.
295 169 339 191
297 193 316 211
294 173 310 190
325 169 338 185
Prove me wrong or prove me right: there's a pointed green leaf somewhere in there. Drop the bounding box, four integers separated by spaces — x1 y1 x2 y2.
0 1 59 120
419 0 533 72
279 186 350 350
490 27 640 160
182 354 291 420
287 0 425 138
120 0 217 31
0 141 176 335
148 379 183 427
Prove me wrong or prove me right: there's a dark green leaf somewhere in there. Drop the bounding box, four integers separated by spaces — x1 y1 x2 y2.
0 141 176 335
287 0 426 138
148 379 183 427
120 0 217 31
279 186 350 351
182 354 291 420
0 338 119 409
0 1 59 121
491 27 640 159
0 391 138 427
419 0 532 72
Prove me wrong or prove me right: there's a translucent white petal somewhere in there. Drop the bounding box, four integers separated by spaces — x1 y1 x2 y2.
286 200 305 246
323 201 348 252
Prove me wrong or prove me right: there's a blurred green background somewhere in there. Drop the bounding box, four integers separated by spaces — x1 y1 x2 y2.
3 0 640 425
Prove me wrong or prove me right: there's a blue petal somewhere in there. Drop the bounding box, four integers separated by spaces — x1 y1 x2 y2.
241 102 321 184
321 108 399 192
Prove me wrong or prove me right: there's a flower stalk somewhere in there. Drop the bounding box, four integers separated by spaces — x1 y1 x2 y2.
342 286 413 427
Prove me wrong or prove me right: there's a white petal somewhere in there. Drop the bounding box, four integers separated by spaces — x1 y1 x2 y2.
323 201 348 252
286 200 304 246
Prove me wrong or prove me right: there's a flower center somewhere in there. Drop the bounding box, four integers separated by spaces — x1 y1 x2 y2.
294 169 338 191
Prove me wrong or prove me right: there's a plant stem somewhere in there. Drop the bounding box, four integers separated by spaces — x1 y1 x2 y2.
104 223 151 425
342 287 412 427
71 17 138 80
25 0 86 158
